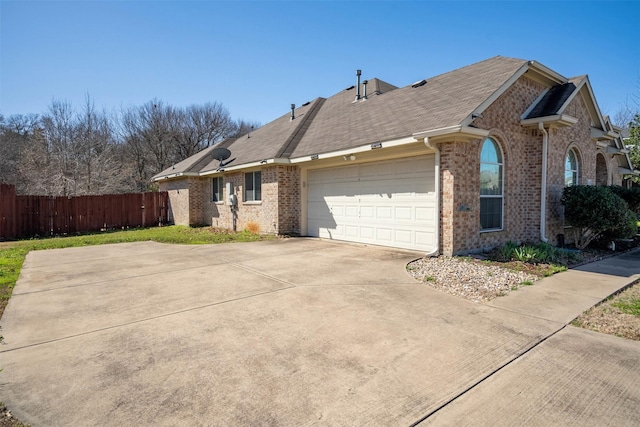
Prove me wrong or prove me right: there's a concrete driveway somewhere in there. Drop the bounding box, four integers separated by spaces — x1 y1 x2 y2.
0 239 638 426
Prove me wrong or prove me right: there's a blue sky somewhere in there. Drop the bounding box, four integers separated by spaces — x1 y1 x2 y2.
1 1 639 125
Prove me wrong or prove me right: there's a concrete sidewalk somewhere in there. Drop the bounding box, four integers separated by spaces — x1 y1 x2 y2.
486 248 640 324
422 248 640 426
0 240 639 426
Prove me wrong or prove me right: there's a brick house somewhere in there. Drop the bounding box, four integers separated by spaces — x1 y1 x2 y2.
152 56 636 256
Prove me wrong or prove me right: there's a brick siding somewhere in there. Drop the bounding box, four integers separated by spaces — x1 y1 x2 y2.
438 75 604 255
164 165 301 235
162 74 622 255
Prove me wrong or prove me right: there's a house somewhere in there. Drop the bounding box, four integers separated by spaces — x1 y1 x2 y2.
152 56 637 256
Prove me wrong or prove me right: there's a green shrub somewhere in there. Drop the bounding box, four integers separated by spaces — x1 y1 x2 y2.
600 208 638 241
497 240 519 261
609 186 640 214
513 245 540 262
535 242 562 263
561 185 630 249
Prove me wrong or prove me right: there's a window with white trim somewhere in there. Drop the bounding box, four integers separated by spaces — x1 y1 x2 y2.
244 171 261 201
480 137 504 231
565 148 579 186
212 177 223 202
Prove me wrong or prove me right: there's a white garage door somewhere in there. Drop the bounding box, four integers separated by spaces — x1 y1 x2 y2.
307 155 437 252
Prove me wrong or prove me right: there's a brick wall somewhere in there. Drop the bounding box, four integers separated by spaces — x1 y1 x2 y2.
193 165 301 235
159 179 190 225
595 152 609 185
437 76 605 255
277 166 301 235
545 95 596 243
439 76 546 255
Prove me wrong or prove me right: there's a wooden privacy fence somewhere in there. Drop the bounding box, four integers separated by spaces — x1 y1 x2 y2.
0 184 169 240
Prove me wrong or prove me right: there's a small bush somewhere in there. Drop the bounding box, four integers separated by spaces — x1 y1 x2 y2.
492 241 578 266
496 241 519 261
609 186 640 214
535 242 562 263
599 208 638 243
244 221 260 234
561 185 629 249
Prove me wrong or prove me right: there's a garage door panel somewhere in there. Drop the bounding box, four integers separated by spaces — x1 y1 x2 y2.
416 207 435 221
416 231 435 246
376 228 393 242
345 206 358 217
376 206 392 219
360 206 375 218
394 230 413 244
360 227 375 239
307 155 437 252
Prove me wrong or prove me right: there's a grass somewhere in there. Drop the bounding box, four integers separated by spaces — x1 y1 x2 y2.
0 226 271 318
611 296 640 316
572 281 640 341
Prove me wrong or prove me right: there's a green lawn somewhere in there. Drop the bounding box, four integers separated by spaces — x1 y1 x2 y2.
0 226 272 318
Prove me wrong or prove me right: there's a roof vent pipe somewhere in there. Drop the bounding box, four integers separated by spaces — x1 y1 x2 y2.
290 104 295 121
362 80 368 100
355 70 361 101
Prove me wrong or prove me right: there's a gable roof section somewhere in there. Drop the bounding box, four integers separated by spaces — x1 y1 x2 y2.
524 82 577 119
521 75 607 131
290 56 528 158
154 56 566 181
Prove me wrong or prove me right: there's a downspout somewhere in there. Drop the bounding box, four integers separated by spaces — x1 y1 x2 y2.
424 137 440 256
538 122 549 243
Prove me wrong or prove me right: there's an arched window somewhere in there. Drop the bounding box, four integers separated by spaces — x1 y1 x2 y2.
480 137 504 231
565 148 579 186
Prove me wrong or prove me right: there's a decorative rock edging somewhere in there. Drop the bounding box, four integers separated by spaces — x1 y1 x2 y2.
406 256 539 303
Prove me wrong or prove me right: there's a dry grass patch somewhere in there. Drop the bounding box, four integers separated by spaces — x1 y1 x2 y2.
572 282 640 341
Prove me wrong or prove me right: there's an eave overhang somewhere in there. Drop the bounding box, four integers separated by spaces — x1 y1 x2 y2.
619 167 639 176
289 136 419 164
604 146 629 155
152 172 199 182
591 127 618 141
520 114 578 128
413 125 490 143
199 158 292 176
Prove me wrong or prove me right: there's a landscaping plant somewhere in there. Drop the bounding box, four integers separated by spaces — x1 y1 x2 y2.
561 185 633 249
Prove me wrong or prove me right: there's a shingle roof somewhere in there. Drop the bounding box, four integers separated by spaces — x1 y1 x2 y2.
524 75 584 119
153 56 529 180
291 56 527 157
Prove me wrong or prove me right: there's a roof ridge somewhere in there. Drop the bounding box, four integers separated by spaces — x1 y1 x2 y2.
426 55 527 82
276 97 326 158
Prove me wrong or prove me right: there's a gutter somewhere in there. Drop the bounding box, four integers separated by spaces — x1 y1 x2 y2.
538 122 549 243
151 172 199 182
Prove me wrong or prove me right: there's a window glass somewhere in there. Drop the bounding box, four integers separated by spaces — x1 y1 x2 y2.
565 149 579 186
212 177 223 202
244 171 261 201
480 138 503 231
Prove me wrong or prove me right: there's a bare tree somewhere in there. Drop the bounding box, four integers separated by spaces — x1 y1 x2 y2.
74 96 125 194
118 100 177 191
173 102 236 159
0 113 40 189
7 96 259 195
231 119 261 138
19 100 78 195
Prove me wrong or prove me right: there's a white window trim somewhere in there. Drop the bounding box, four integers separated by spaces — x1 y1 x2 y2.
244 171 262 202
480 137 505 233
212 177 224 203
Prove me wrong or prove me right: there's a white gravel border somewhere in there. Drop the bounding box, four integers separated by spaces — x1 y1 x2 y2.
406 256 539 303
